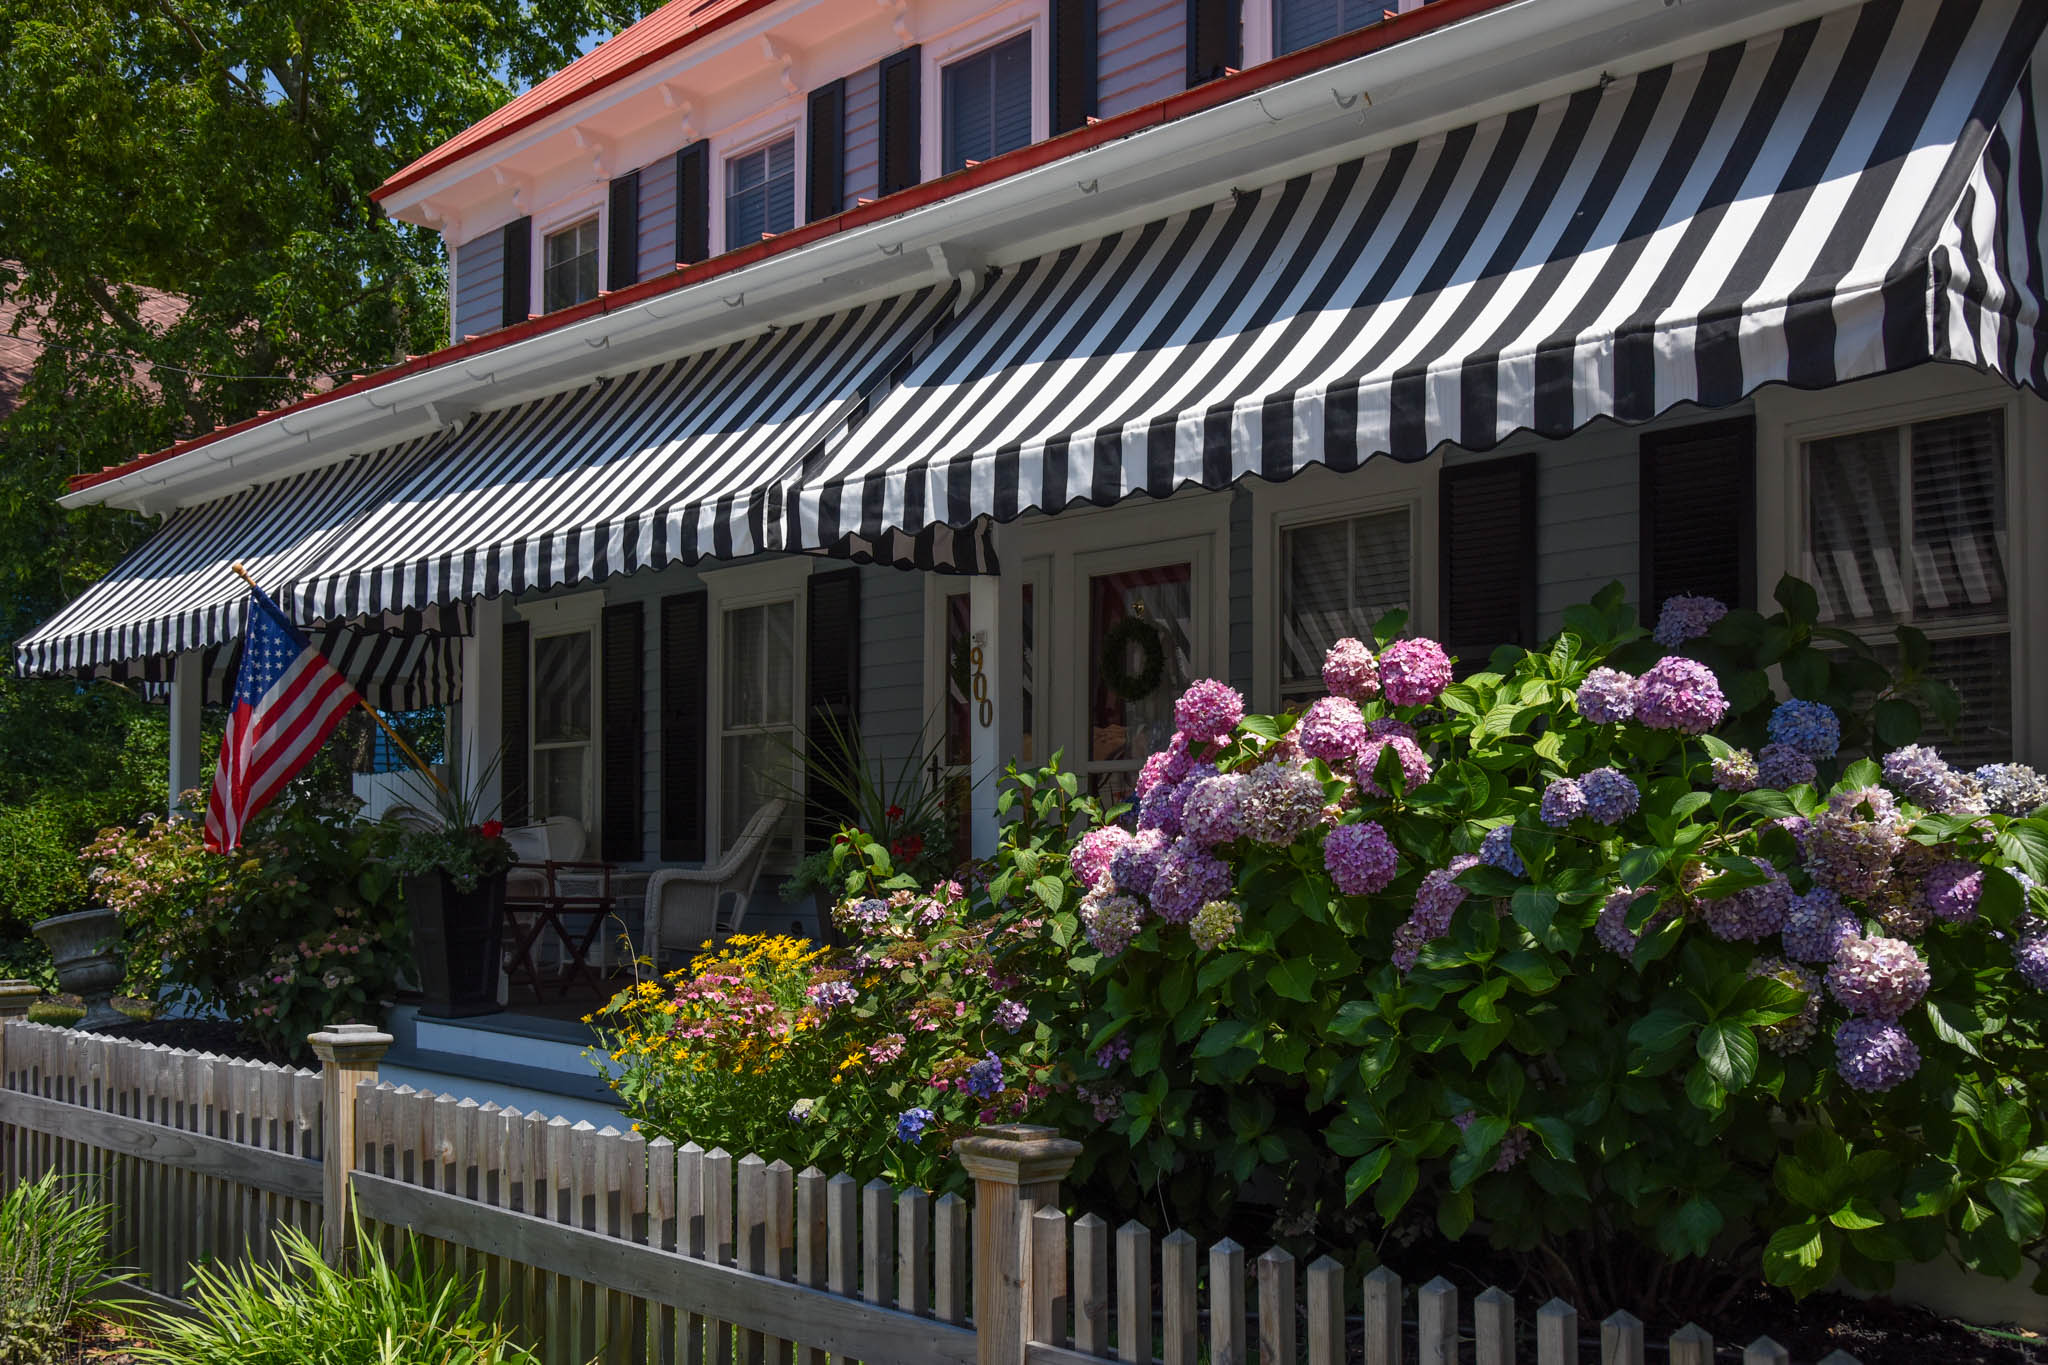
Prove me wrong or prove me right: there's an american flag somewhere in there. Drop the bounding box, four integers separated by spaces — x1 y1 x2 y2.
204 584 361 853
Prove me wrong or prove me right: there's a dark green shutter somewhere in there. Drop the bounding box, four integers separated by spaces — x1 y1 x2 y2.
1439 454 1539 668
607 171 641 291
877 48 922 196
1050 0 1098 134
807 81 847 222
499 217 532 328
675 143 710 266
500 619 531 825
1640 417 1757 615
804 569 862 848
1186 0 1241 86
659 591 708 862
600 601 644 863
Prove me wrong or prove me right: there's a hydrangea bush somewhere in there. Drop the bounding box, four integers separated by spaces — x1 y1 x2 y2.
1060 579 2048 1309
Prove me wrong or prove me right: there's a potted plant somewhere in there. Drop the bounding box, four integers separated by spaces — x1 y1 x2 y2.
30 906 124 1030
390 769 513 1018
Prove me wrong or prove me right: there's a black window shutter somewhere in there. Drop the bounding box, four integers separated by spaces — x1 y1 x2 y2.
674 143 710 266
1186 0 1241 86
659 591 709 862
1640 417 1757 616
1050 0 1097 134
804 569 862 848
499 216 532 329
807 80 847 222
600 601 644 863
1439 454 1539 667
877 48 922 196
500 619 531 825
606 171 641 291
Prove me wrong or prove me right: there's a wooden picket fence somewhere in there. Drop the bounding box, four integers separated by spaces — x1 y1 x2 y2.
0 1002 1863 1365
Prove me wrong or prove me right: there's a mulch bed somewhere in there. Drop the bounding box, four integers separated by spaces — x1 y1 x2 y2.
1708 1289 2044 1365
92 1016 294 1068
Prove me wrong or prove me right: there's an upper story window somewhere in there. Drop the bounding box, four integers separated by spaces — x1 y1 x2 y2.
1280 509 1411 707
1275 0 1385 55
942 33 1032 173
542 217 600 313
726 136 797 249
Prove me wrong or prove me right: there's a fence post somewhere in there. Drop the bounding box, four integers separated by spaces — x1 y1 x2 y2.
308 1021 392 1266
956 1123 1082 1365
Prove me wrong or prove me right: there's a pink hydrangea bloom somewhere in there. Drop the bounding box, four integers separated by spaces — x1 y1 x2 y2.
1322 637 1381 701
1324 821 1398 896
1633 657 1728 734
1297 697 1367 763
1377 638 1453 707
1070 826 1133 891
1357 735 1431 795
1175 680 1245 743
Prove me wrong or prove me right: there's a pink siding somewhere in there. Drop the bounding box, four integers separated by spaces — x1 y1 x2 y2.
637 152 679 280
1097 0 1186 118
453 229 504 340
842 62 881 211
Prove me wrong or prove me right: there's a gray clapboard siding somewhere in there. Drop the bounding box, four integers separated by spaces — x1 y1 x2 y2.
637 153 679 282
1097 0 1186 117
858 563 927 778
842 62 882 211
454 229 506 341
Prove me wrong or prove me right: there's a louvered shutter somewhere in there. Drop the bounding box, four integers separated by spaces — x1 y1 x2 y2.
499 217 532 329
500 619 531 825
1640 418 1756 616
807 81 847 223
659 591 708 862
600 602 644 862
1186 0 1241 86
607 171 641 291
878 48 922 196
804 569 862 849
1050 0 1097 134
674 143 710 266
1439 455 1538 667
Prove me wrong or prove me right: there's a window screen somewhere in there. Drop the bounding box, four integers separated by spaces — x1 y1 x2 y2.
725 137 797 249
1280 509 1411 706
942 33 1033 173
541 218 600 313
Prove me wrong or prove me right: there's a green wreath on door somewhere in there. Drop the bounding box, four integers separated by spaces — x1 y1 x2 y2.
1098 615 1167 703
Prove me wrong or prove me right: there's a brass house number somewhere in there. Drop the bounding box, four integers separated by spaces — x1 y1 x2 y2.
970 641 993 729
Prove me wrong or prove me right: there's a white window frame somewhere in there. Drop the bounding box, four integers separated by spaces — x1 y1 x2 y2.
922 4 1046 179
1244 0 1427 66
701 556 813 859
1756 365 2044 764
530 186 607 317
1249 459 1439 715
516 590 606 848
924 553 1051 787
712 106 807 255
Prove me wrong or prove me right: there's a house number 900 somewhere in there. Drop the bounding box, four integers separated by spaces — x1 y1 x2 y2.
970 644 993 728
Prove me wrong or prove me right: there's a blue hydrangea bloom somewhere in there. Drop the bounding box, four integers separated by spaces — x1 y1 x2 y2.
1478 824 1524 877
1767 700 1841 760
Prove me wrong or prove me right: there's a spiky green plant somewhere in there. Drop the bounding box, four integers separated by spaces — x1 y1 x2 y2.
0 1172 131 1365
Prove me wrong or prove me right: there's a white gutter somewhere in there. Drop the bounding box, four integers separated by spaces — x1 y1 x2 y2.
65 0 1852 514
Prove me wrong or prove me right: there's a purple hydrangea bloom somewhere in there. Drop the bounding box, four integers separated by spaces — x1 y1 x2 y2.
1322 638 1381 702
1881 745 1986 815
1802 788 1905 899
993 1000 1030 1033
1768 700 1842 760
1452 1111 1532 1172
1757 743 1818 790
2013 923 2048 990
1826 934 1930 1020
1175 680 1245 744
1781 889 1860 965
1378 638 1454 708
1238 762 1328 845
1652 594 1727 647
1391 855 1477 971
1923 862 1985 923
1634 657 1728 734
895 1107 937 1143
1189 899 1242 951
1579 767 1641 825
1180 774 1245 846
1574 667 1638 724
1975 763 2048 816
1478 825 1524 877
1137 763 1216 837
1703 860 1793 942
1539 778 1586 828
1362 717 1417 743
1595 887 1659 958
1713 748 1759 793
1356 735 1431 795
1109 828 1170 897
1749 957 1823 1055
1094 1035 1132 1070
1134 737 1192 798
1080 891 1147 957
1298 696 1368 762
1150 839 1234 922
1324 821 1399 896
964 1051 1006 1098
1835 1018 1921 1093
808 979 858 1010
1071 826 1133 890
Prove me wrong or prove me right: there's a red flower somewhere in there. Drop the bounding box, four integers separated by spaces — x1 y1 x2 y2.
479 820 504 839
886 805 905 821
891 834 925 861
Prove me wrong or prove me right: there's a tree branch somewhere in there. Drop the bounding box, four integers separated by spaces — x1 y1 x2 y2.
152 0 270 106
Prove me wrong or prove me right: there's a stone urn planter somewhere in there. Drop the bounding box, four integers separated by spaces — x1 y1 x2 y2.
32 907 125 1030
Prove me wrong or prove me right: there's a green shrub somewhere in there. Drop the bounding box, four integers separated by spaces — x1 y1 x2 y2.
0 1172 131 1365
132 1222 539 1365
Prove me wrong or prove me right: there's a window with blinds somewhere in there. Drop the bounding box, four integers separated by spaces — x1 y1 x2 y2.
725 137 797 250
1803 409 2010 764
1280 509 1412 707
941 33 1032 173
1275 0 1385 55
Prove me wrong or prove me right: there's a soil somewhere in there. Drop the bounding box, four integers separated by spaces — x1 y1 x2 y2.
91 1016 294 1068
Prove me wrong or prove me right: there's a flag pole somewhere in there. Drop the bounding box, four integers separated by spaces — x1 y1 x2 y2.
228 563 452 798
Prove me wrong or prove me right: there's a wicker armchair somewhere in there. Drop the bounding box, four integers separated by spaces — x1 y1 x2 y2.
640 800 786 970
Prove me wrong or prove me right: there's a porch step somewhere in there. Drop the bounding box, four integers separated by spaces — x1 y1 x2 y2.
380 1003 625 1123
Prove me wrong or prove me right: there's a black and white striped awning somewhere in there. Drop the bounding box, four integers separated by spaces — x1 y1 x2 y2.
792 0 2048 547
112 618 466 711
284 285 966 622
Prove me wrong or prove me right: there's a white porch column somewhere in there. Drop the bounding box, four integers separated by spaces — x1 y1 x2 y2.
167 649 205 814
968 572 1006 859
458 596 504 819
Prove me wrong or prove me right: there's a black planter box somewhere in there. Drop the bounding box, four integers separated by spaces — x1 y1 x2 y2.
405 869 507 1018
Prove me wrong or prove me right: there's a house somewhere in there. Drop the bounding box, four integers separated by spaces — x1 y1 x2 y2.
15 0 2046 1101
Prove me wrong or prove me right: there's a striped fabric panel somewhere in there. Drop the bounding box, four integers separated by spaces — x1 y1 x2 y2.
792 0 2048 552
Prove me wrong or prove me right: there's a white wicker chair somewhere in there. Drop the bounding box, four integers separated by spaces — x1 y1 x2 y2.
641 800 786 969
